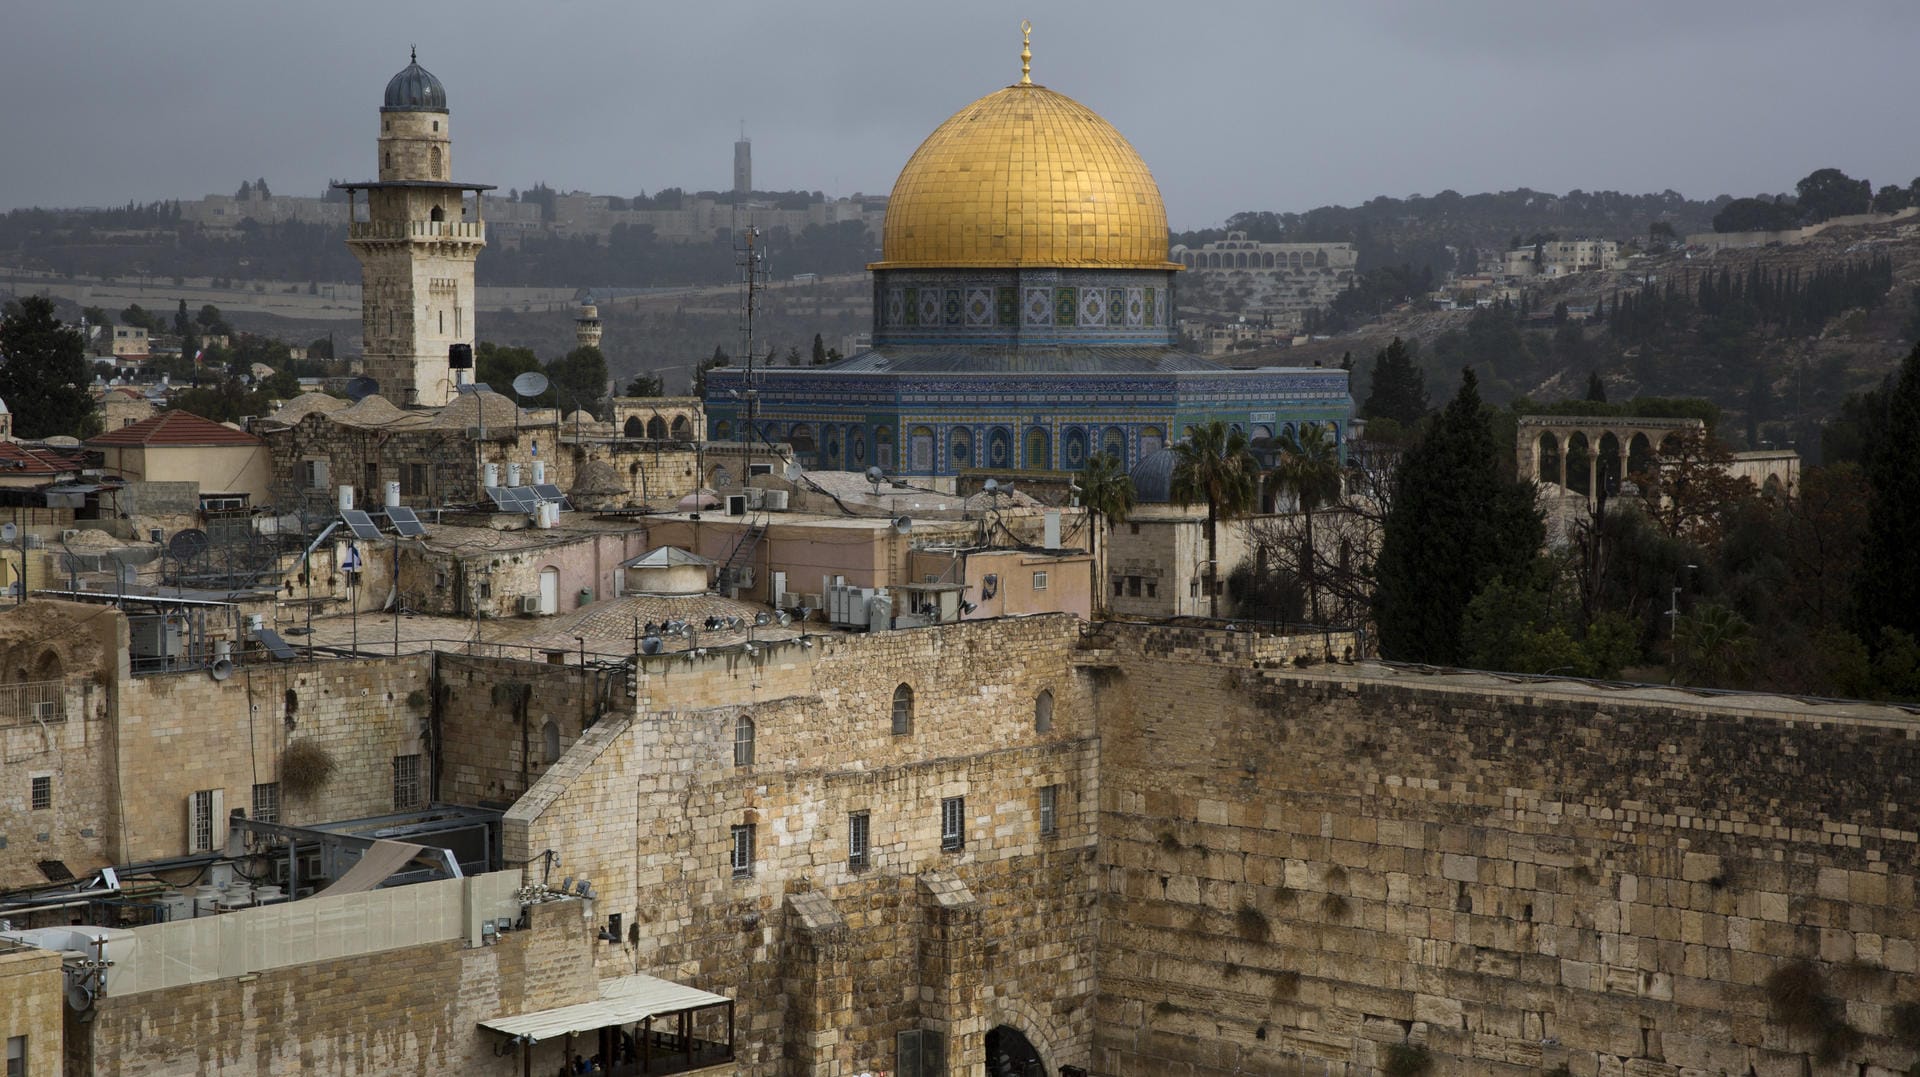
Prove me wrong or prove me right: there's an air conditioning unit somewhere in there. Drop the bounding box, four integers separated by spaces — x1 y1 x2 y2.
31 700 56 721
23 534 41 549
742 488 765 510
518 595 542 615
762 489 790 511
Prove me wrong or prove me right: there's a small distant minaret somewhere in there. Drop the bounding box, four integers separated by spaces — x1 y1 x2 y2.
733 126 751 196
575 300 602 350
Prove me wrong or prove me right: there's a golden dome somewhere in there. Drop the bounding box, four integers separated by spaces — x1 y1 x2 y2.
873 82 1178 271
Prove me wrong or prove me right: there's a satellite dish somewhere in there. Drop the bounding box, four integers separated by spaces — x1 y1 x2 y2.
344 376 380 402
511 371 550 399
0 523 15 544
209 659 235 681
639 636 663 655
168 529 210 561
893 515 912 533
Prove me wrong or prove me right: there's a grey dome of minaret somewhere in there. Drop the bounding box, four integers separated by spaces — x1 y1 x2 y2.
383 48 447 111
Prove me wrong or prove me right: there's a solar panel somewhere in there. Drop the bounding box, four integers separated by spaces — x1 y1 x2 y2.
386 506 428 537
253 628 298 661
504 486 539 513
341 509 383 540
532 483 571 510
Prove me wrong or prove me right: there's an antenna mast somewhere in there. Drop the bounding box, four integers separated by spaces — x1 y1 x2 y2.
735 223 765 478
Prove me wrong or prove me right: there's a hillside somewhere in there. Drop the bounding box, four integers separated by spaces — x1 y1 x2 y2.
1247 216 1920 456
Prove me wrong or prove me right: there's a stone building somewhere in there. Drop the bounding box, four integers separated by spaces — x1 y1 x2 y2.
1168 231 1360 324
1503 237 1622 279
704 42 1352 481
332 51 492 407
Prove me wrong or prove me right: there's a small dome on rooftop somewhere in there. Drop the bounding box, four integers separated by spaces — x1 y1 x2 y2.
383 49 447 111
1129 447 1177 504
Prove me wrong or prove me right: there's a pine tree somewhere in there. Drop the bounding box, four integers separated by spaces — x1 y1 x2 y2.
1361 338 1429 426
1585 371 1608 403
811 333 828 366
1857 342 1920 643
0 296 102 438
1374 369 1544 664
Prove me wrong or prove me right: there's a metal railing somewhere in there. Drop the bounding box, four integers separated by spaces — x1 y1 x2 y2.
347 220 485 241
0 679 66 727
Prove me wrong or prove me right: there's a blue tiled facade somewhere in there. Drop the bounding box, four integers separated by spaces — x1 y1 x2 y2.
705 267 1352 478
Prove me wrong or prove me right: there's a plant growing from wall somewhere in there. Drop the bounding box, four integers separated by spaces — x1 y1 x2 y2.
1381 1042 1432 1077
280 739 336 797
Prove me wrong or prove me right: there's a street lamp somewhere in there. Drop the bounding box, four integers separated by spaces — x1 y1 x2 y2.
1667 563 1699 638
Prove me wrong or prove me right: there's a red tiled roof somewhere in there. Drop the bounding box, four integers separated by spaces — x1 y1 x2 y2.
0 442 83 476
87 410 261 447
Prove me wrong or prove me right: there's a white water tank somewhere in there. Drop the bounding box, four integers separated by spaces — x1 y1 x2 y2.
507 463 523 487
337 485 354 512
193 885 222 918
532 460 546 484
385 481 401 508
483 462 500 487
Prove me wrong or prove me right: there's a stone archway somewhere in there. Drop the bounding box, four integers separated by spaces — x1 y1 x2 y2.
985 1026 1045 1076
983 996 1071 1076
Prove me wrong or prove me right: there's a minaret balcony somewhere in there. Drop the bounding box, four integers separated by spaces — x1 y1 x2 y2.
347 220 486 242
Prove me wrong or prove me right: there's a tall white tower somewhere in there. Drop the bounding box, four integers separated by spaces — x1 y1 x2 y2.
733 133 752 196
335 50 492 407
575 300 603 350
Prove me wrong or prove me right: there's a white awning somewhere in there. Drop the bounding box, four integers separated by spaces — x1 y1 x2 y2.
481 973 730 1042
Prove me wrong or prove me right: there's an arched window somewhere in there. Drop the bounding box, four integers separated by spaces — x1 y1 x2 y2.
646 415 667 439
734 715 755 767
891 684 914 735
430 145 442 178
670 415 693 440
1034 690 1054 733
623 415 644 438
430 204 445 223
542 720 560 764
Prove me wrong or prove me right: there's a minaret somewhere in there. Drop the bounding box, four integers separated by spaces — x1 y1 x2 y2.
575 300 602 350
334 50 493 407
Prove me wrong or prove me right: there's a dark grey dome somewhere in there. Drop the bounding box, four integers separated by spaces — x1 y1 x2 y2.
1129 448 1177 504
383 51 447 111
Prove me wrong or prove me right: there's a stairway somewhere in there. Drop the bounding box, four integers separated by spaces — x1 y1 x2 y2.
717 521 766 594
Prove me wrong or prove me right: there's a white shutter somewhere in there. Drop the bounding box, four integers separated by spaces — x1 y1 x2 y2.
210 789 225 853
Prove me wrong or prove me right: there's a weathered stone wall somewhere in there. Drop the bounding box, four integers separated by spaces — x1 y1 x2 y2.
506 615 1103 1075
0 945 63 1076
1094 632 1920 1077
73 897 601 1076
115 655 432 861
437 652 619 807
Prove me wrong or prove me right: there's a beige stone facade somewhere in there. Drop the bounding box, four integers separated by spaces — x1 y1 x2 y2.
0 944 62 1076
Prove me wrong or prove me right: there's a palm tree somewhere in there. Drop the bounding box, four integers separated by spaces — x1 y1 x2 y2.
1076 451 1136 618
1268 423 1345 623
1171 420 1257 618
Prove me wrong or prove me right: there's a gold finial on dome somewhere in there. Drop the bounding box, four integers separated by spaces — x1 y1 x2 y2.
1019 20 1032 85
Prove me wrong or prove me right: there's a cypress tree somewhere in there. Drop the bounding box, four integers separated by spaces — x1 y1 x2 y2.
1856 343 1920 643
1361 337 1429 427
0 296 102 438
1375 369 1544 664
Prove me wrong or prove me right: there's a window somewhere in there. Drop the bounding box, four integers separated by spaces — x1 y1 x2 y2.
29 775 50 812
187 789 222 853
940 796 965 852
401 462 429 498
6 1035 23 1077
891 684 914 735
543 720 561 764
1146 580 1157 598
848 811 870 871
392 754 423 810
733 716 755 767
1032 571 1049 591
303 458 329 491
1127 576 1142 597
1111 578 1123 597
251 782 280 825
896 1029 946 1077
1039 784 1060 836
730 824 754 878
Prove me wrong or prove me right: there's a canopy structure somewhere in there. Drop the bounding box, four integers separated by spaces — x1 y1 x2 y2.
483 973 734 1074
483 974 727 1040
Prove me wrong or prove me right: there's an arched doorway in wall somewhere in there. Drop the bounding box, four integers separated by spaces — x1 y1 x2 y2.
623 416 644 439
670 414 693 440
1565 432 1592 497
1627 432 1655 481
1536 431 1562 488
985 1026 1046 1076
646 415 667 439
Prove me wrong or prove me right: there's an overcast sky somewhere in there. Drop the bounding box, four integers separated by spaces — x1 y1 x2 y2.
5 0 1918 229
